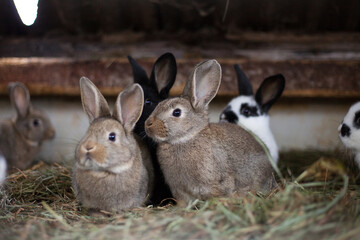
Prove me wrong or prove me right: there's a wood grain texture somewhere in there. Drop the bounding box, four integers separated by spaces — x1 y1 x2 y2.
0 57 359 98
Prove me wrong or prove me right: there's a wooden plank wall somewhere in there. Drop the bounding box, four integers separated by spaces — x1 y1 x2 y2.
1 0 359 35
0 56 359 98
0 0 359 98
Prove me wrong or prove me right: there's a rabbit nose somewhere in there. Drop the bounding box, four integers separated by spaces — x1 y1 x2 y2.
83 142 96 152
219 113 227 123
340 124 351 137
221 110 238 124
48 128 56 139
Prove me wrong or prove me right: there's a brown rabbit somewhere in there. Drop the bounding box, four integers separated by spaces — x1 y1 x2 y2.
145 60 276 206
72 77 153 212
0 82 55 170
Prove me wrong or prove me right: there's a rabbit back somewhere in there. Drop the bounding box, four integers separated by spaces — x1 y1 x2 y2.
157 121 275 203
147 60 276 204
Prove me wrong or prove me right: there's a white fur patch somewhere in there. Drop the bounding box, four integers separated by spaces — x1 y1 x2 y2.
339 102 360 166
0 154 7 184
225 96 279 163
109 161 133 174
355 154 360 169
228 96 259 116
76 159 133 174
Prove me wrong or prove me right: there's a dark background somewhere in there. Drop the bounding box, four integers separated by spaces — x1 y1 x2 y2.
1 0 359 37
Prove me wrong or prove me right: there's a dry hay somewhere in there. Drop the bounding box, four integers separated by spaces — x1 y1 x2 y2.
0 152 359 240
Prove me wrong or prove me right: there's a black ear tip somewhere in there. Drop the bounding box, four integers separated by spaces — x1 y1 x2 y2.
158 52 176 64
275 74 286 86
127 55 136 63
267 74 285 83
277 74 285 80
163 52 175 58
234 64 247 77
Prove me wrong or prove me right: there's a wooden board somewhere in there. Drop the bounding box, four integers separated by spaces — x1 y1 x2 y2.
0 57 359 98
1 34 359 98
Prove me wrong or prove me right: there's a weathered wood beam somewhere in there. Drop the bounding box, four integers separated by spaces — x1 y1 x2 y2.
0 57 359 98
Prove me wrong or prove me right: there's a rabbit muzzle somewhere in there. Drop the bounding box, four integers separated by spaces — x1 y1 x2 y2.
78 140 107 165
340 123 351 137
45 127 56 140
145 116 167 140
220 110 238 124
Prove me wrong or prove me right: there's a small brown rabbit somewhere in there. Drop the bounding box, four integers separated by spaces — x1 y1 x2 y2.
145 60 276 206
0 82 55 170
72 77 153 212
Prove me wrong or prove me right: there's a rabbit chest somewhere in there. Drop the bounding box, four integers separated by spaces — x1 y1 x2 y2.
157 126 238 201
0 121 41 170
73 164 148 211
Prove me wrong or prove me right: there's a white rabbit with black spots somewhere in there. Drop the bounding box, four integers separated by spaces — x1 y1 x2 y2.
220 64 285 164
338 102 360 168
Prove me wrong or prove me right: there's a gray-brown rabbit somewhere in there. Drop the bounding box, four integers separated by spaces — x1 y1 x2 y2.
145 60 276 206
72 77 153 212
0 82 55 170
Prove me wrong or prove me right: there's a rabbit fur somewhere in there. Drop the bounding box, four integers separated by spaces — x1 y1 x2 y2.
0 151 6 185
339 101 360 168
128 53 176 204
145 60 276 206
220 64 285 164
72 77 153 212
0 82 55 171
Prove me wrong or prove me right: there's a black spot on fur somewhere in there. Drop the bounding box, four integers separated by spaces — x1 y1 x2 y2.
341 124 351 137
354 111 360 129
240 103 259 117
221 106 239 123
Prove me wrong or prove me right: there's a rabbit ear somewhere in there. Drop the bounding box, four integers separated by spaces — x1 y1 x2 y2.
183 59 221 110
255 74 285 113
79 77 111 122
128 56 149 85
9 82 31 119
150 52 177 99
114 84 144 132
234 64 253 96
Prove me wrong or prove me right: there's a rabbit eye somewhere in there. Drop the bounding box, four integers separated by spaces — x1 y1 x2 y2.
145 99 152 106
241 107 250 116
355 116 360 125
355 111 360 126
240 104 259 117
172 108 181 117
108 132 116 142
33 119 40 127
